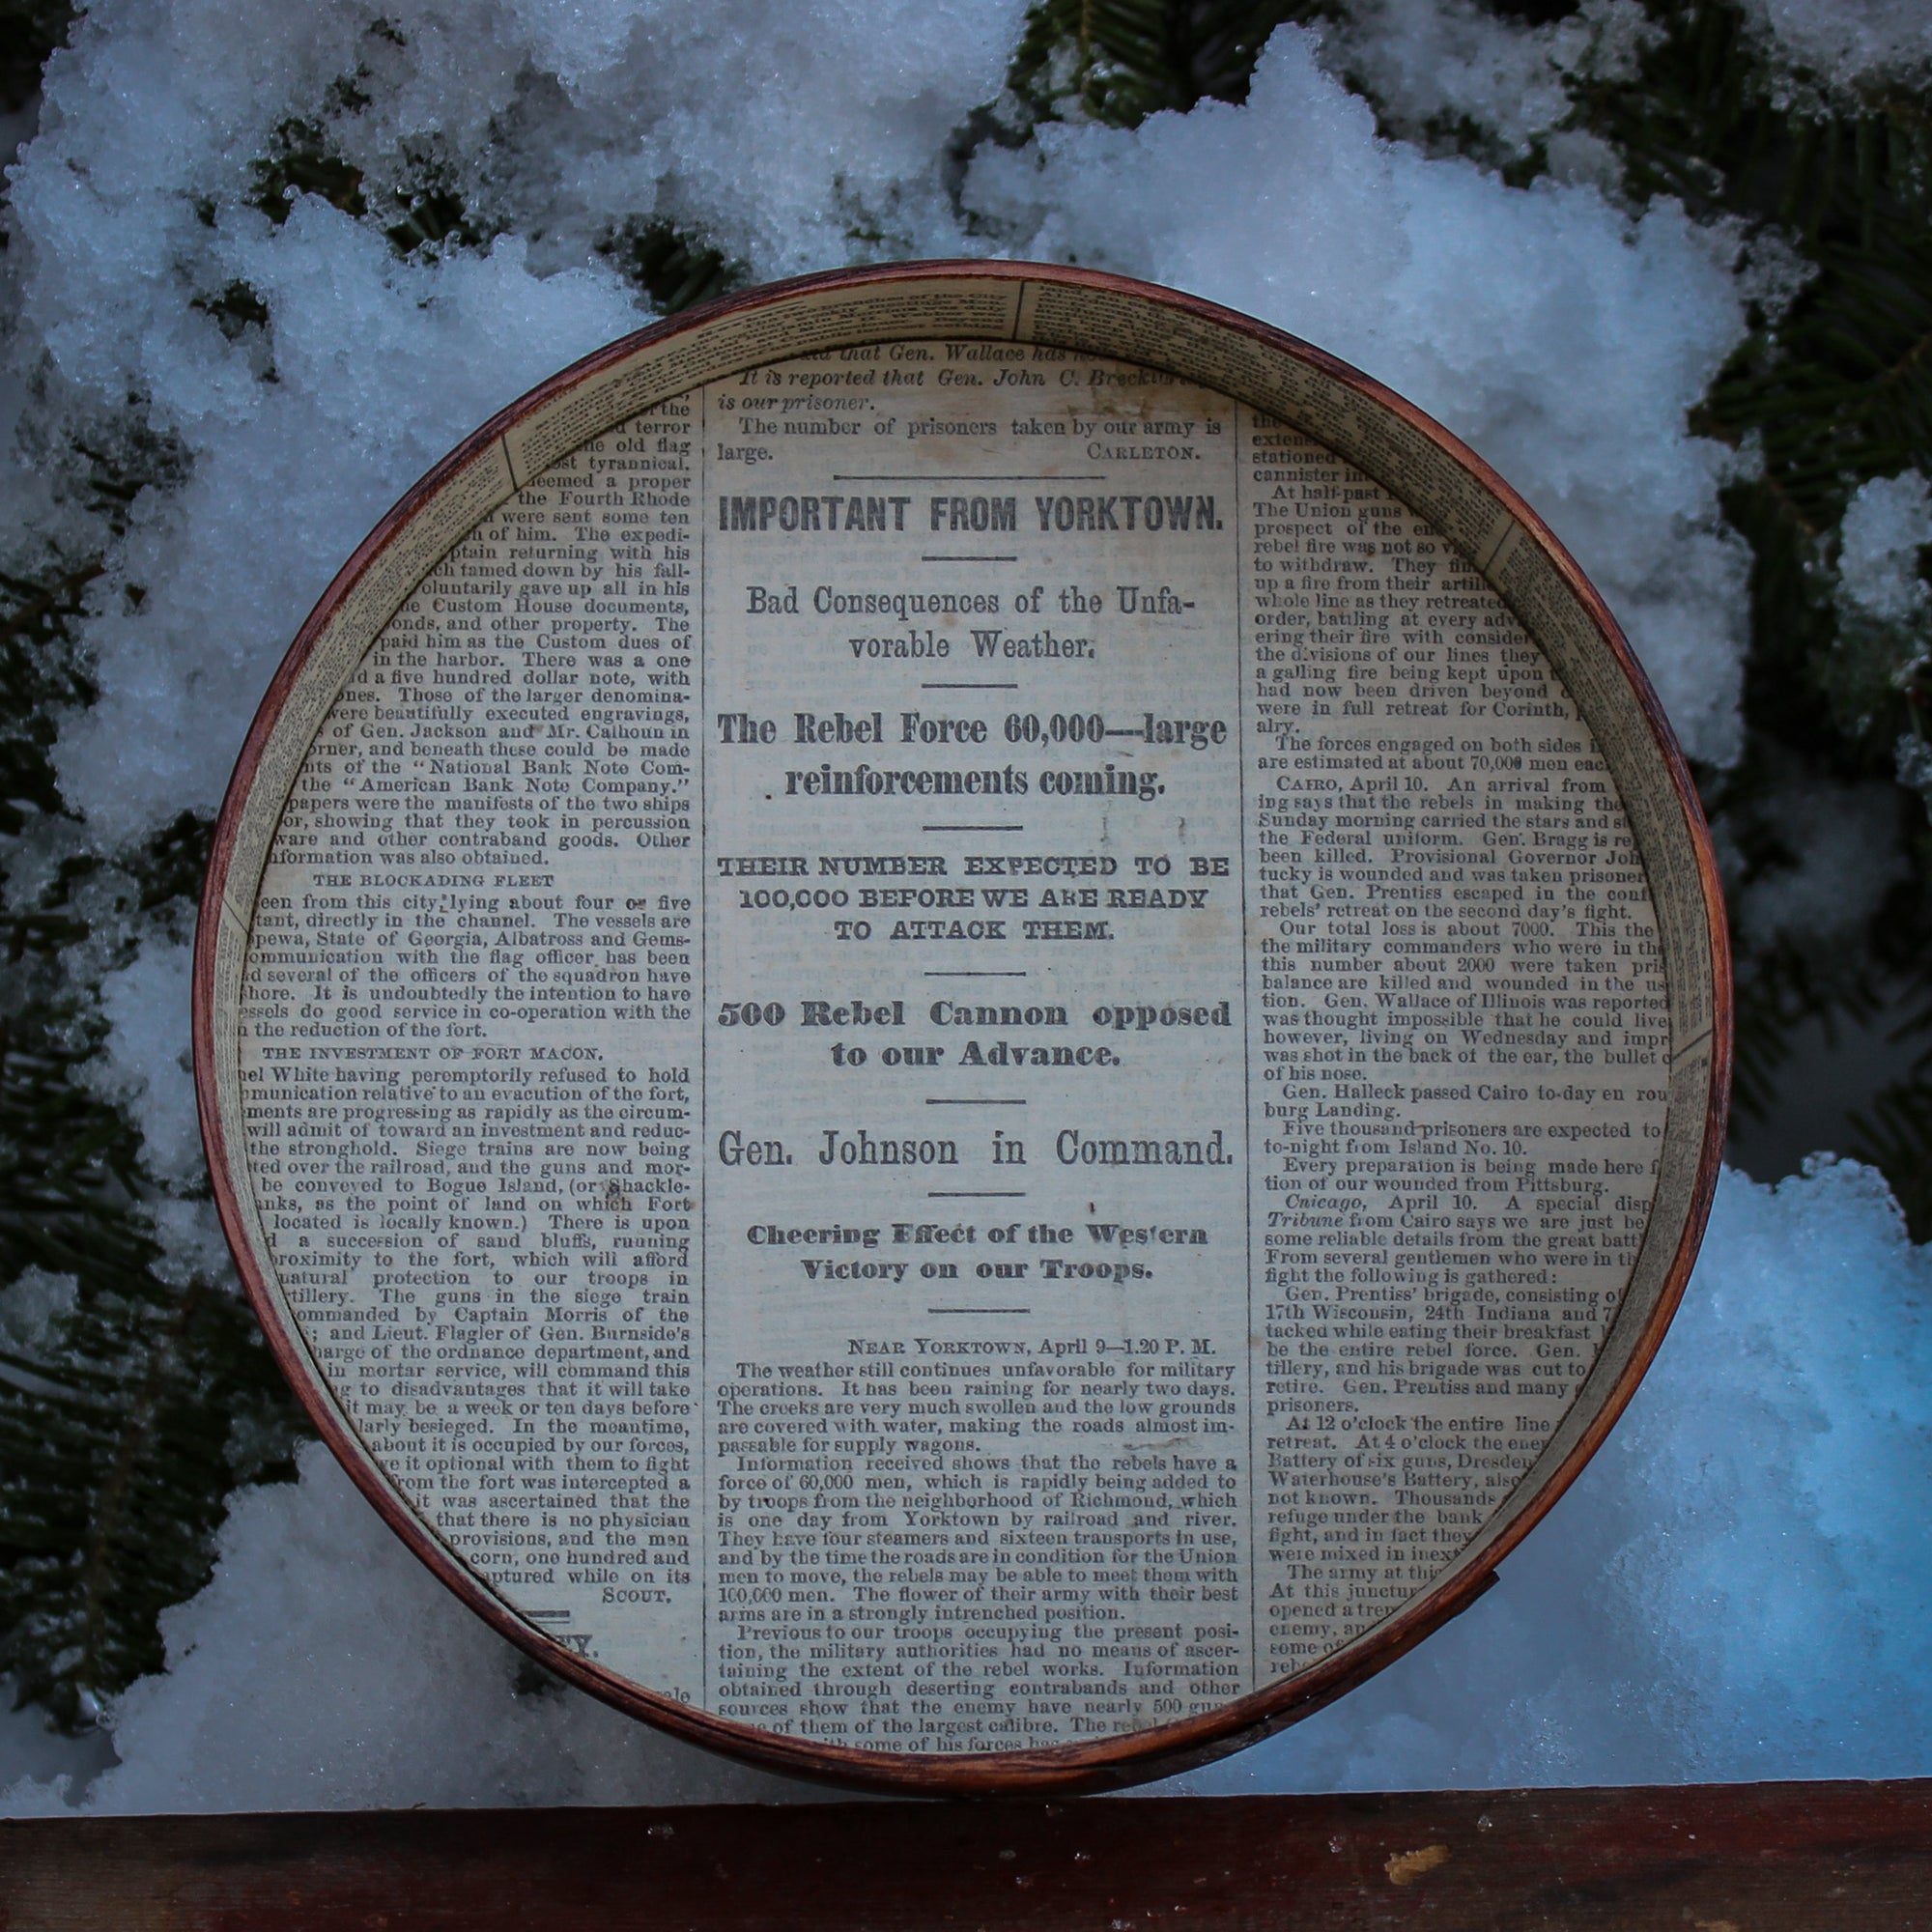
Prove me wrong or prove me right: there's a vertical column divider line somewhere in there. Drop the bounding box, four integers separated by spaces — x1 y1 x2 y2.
696 383 709 1714
1235 404 1258 1697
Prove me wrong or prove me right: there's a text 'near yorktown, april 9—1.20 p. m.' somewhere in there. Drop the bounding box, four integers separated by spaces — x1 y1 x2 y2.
199 268 1724 1787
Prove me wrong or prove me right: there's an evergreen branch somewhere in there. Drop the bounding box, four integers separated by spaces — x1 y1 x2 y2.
1850 1072 1932 1238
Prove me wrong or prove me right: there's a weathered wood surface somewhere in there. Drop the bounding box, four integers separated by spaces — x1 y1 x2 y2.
5 1779 1929 1930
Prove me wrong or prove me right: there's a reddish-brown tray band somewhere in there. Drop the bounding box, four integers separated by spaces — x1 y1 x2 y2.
194 261 1729 1794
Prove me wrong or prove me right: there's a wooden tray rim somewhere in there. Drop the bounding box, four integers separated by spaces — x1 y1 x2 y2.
192 258 1733 1796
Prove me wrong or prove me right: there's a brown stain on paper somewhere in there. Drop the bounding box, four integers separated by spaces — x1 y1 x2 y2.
1384 1844 1452 1886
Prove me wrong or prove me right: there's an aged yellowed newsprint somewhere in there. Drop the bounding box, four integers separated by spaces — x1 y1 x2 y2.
235 343 1673 1753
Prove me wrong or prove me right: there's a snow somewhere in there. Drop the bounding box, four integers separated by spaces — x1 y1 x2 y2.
966 27 1752 765
0 0 1755 1278
1746 0 1932 91
1320 0 1656 163
35 211 646 850
73 936 202 1188
4 1162 1927 1810
1187 1159 1932 1792
8 0 1749 870
4 1440 816 1814
1833 470 1932 823
1738 772 1907 952
12 0 1025 850
0 0 1925 1810
0 1268 79 1362
1838 470 1932 628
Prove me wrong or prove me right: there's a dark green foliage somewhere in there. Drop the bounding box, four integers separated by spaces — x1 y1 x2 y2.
238 56 739 290
1563 6 1932 1228
1589 6 1932 773
598 219 747 317
1853 1063 1932 1234
0 0 71 117
0 1030 303 1728
0 402 301 1733
1005 0 1324 125
0 554 304 1729
248 116 371 229
249 117 491 259
188 283 271 345
0 561 97 836
381 144 492 257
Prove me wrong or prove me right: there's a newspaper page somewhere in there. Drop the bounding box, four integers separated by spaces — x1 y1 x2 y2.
237 344 1669 1753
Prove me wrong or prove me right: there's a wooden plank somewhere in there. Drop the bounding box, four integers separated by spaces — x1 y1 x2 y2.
5 1779 1930 1930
